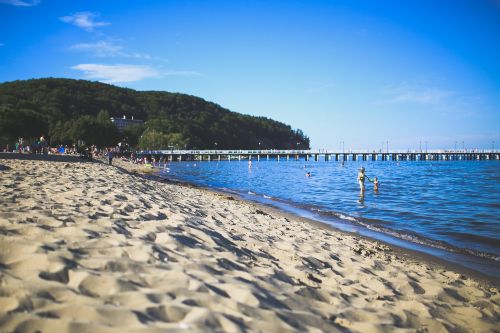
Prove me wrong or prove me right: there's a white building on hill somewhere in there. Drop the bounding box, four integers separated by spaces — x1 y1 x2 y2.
110 115 144 132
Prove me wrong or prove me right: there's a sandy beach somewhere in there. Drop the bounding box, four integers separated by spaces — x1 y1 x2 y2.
0 157 498 333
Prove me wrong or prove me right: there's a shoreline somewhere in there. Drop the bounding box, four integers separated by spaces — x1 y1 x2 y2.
148 163 500 286
119 158 500 287
1 157 498 332
177 184 500 287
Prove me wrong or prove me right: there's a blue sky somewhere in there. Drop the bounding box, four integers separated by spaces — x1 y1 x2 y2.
0 0 499 150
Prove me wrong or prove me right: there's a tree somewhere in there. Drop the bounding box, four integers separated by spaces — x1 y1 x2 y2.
96 109 111 123
49 120 73 145
138 129 170 150
67 115 120 147
122 124 145 148
165 132 189 149
0 107 48 140
96 110 120 146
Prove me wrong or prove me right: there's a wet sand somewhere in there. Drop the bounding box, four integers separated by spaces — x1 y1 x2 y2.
0 158 498 332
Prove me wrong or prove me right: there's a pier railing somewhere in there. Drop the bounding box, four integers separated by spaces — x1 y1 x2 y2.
137 149 499 162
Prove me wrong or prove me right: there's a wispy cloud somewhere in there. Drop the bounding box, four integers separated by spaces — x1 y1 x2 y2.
71 63 201 83
60 12 110 31
0 0 40 6
71 64 160 83
70 41 124 57
382 83 455 105
69 40 161 60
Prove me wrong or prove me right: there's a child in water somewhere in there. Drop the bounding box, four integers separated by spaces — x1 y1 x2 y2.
372 177 379 192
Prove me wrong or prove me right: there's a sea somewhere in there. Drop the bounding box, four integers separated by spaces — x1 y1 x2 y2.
157 159 500 278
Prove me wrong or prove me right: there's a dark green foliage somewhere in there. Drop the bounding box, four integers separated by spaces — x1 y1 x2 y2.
67 115 120 147
0 107 48 147
137 129 188 150
122 124 145 148
0 78 310 149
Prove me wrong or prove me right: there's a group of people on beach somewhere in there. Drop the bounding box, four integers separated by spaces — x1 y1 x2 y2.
3 136 50 154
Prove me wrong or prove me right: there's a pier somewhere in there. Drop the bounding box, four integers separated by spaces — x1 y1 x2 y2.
137 150 500 162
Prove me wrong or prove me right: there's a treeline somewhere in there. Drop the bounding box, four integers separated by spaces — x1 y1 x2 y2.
0 78 310 150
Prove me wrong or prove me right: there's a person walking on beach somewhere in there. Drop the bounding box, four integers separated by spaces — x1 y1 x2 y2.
357 167 366 194
106 149 114 165
39 136 47 154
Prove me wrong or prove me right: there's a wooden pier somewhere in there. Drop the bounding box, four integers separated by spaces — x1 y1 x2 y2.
137 150 500 162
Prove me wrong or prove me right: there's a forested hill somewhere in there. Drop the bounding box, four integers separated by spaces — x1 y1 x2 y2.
0 78 310 149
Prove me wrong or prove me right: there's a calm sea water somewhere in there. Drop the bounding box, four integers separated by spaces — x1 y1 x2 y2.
158 159 500 277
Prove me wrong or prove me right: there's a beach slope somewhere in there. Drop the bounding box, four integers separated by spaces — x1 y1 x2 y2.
0 159 498 332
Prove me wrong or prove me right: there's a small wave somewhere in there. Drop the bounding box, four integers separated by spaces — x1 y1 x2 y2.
358 225 500 261
447 232 500 247
336 213 358 222
263 195 272 199
300 205 500 262
248 191 256 195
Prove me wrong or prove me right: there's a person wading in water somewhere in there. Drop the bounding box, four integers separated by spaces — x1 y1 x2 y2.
357 167 366 195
